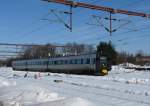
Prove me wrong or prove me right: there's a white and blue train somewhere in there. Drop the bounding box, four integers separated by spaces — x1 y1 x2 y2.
12 53 111 75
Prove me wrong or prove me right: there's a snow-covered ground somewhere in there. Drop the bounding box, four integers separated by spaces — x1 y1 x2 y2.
119 63 150 69
0 66 150 106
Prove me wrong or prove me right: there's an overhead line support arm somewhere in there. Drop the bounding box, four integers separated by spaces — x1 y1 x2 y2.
42 0 150 18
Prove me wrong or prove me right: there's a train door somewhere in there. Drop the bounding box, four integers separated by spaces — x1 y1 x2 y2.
96 53 108 76
95 53 100 75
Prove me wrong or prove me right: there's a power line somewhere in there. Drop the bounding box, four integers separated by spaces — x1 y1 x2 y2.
71 24 150 45
40 0 149 42
11 12 50 36
0 43 73 48
115 34 150 47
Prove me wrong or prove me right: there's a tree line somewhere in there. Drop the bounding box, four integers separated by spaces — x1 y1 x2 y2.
97 42 149 65
1 42 149 67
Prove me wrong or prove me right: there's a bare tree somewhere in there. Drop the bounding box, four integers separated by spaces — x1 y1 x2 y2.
21 44 56 59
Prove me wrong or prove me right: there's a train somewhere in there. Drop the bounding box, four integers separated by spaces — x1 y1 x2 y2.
12 53 111 76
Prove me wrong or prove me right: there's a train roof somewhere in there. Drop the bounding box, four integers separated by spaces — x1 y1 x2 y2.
12 53 97 63
49 53 96 58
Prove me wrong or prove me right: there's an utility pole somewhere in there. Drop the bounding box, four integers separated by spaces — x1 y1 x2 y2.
49 9 73 31
70 4 73 32
109 12 112 36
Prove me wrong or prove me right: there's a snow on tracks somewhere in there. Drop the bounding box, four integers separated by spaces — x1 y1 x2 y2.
0 68 95 106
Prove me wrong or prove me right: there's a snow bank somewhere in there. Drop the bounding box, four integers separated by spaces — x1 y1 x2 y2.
0 82 96 106
111 65 135 73
119 63 139 68
0 77 16 88
125 78 149 84
28 97 96 106
101 76 150 85
0 84 65 106
0 67 96 106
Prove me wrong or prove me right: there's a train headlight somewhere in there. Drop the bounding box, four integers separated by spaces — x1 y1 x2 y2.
102 69 108 74
100 67 108 76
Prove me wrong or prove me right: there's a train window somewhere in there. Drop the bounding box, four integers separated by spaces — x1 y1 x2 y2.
72 59 75 64
40 61 42 65
43 61 47 65
57 60 61 65
65 60 68 64
70 60 73 64
60 60 63 64
77 59 81 64
51 61 55 65
74 59 77 64
59 60 61 65
61 60 64 64
86 58 90 64
48 61 52 65
92 58 96 64
61 60 65 64
54 61 57 65
52 61 54 65
57 61 59 65
36 62 38 65
81 59 83 64
38 61 41 65
83 59 87 64
50 61 54 65
39 61 42 65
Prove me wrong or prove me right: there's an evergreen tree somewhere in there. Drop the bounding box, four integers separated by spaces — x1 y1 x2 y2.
97 42 117 65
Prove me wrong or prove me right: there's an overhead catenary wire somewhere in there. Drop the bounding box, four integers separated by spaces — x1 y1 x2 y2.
21 0 141 42
4 0 149 47
40 0 150 51
69 0 149 41
13 0 100 41
115 34 150 47
11 12 51 36
8 0 150 41
73 24 150 45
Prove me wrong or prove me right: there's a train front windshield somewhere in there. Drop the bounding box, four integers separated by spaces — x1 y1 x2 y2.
100 57 107 66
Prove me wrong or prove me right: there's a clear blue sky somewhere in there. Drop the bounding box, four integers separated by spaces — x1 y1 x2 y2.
0 0 150 54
